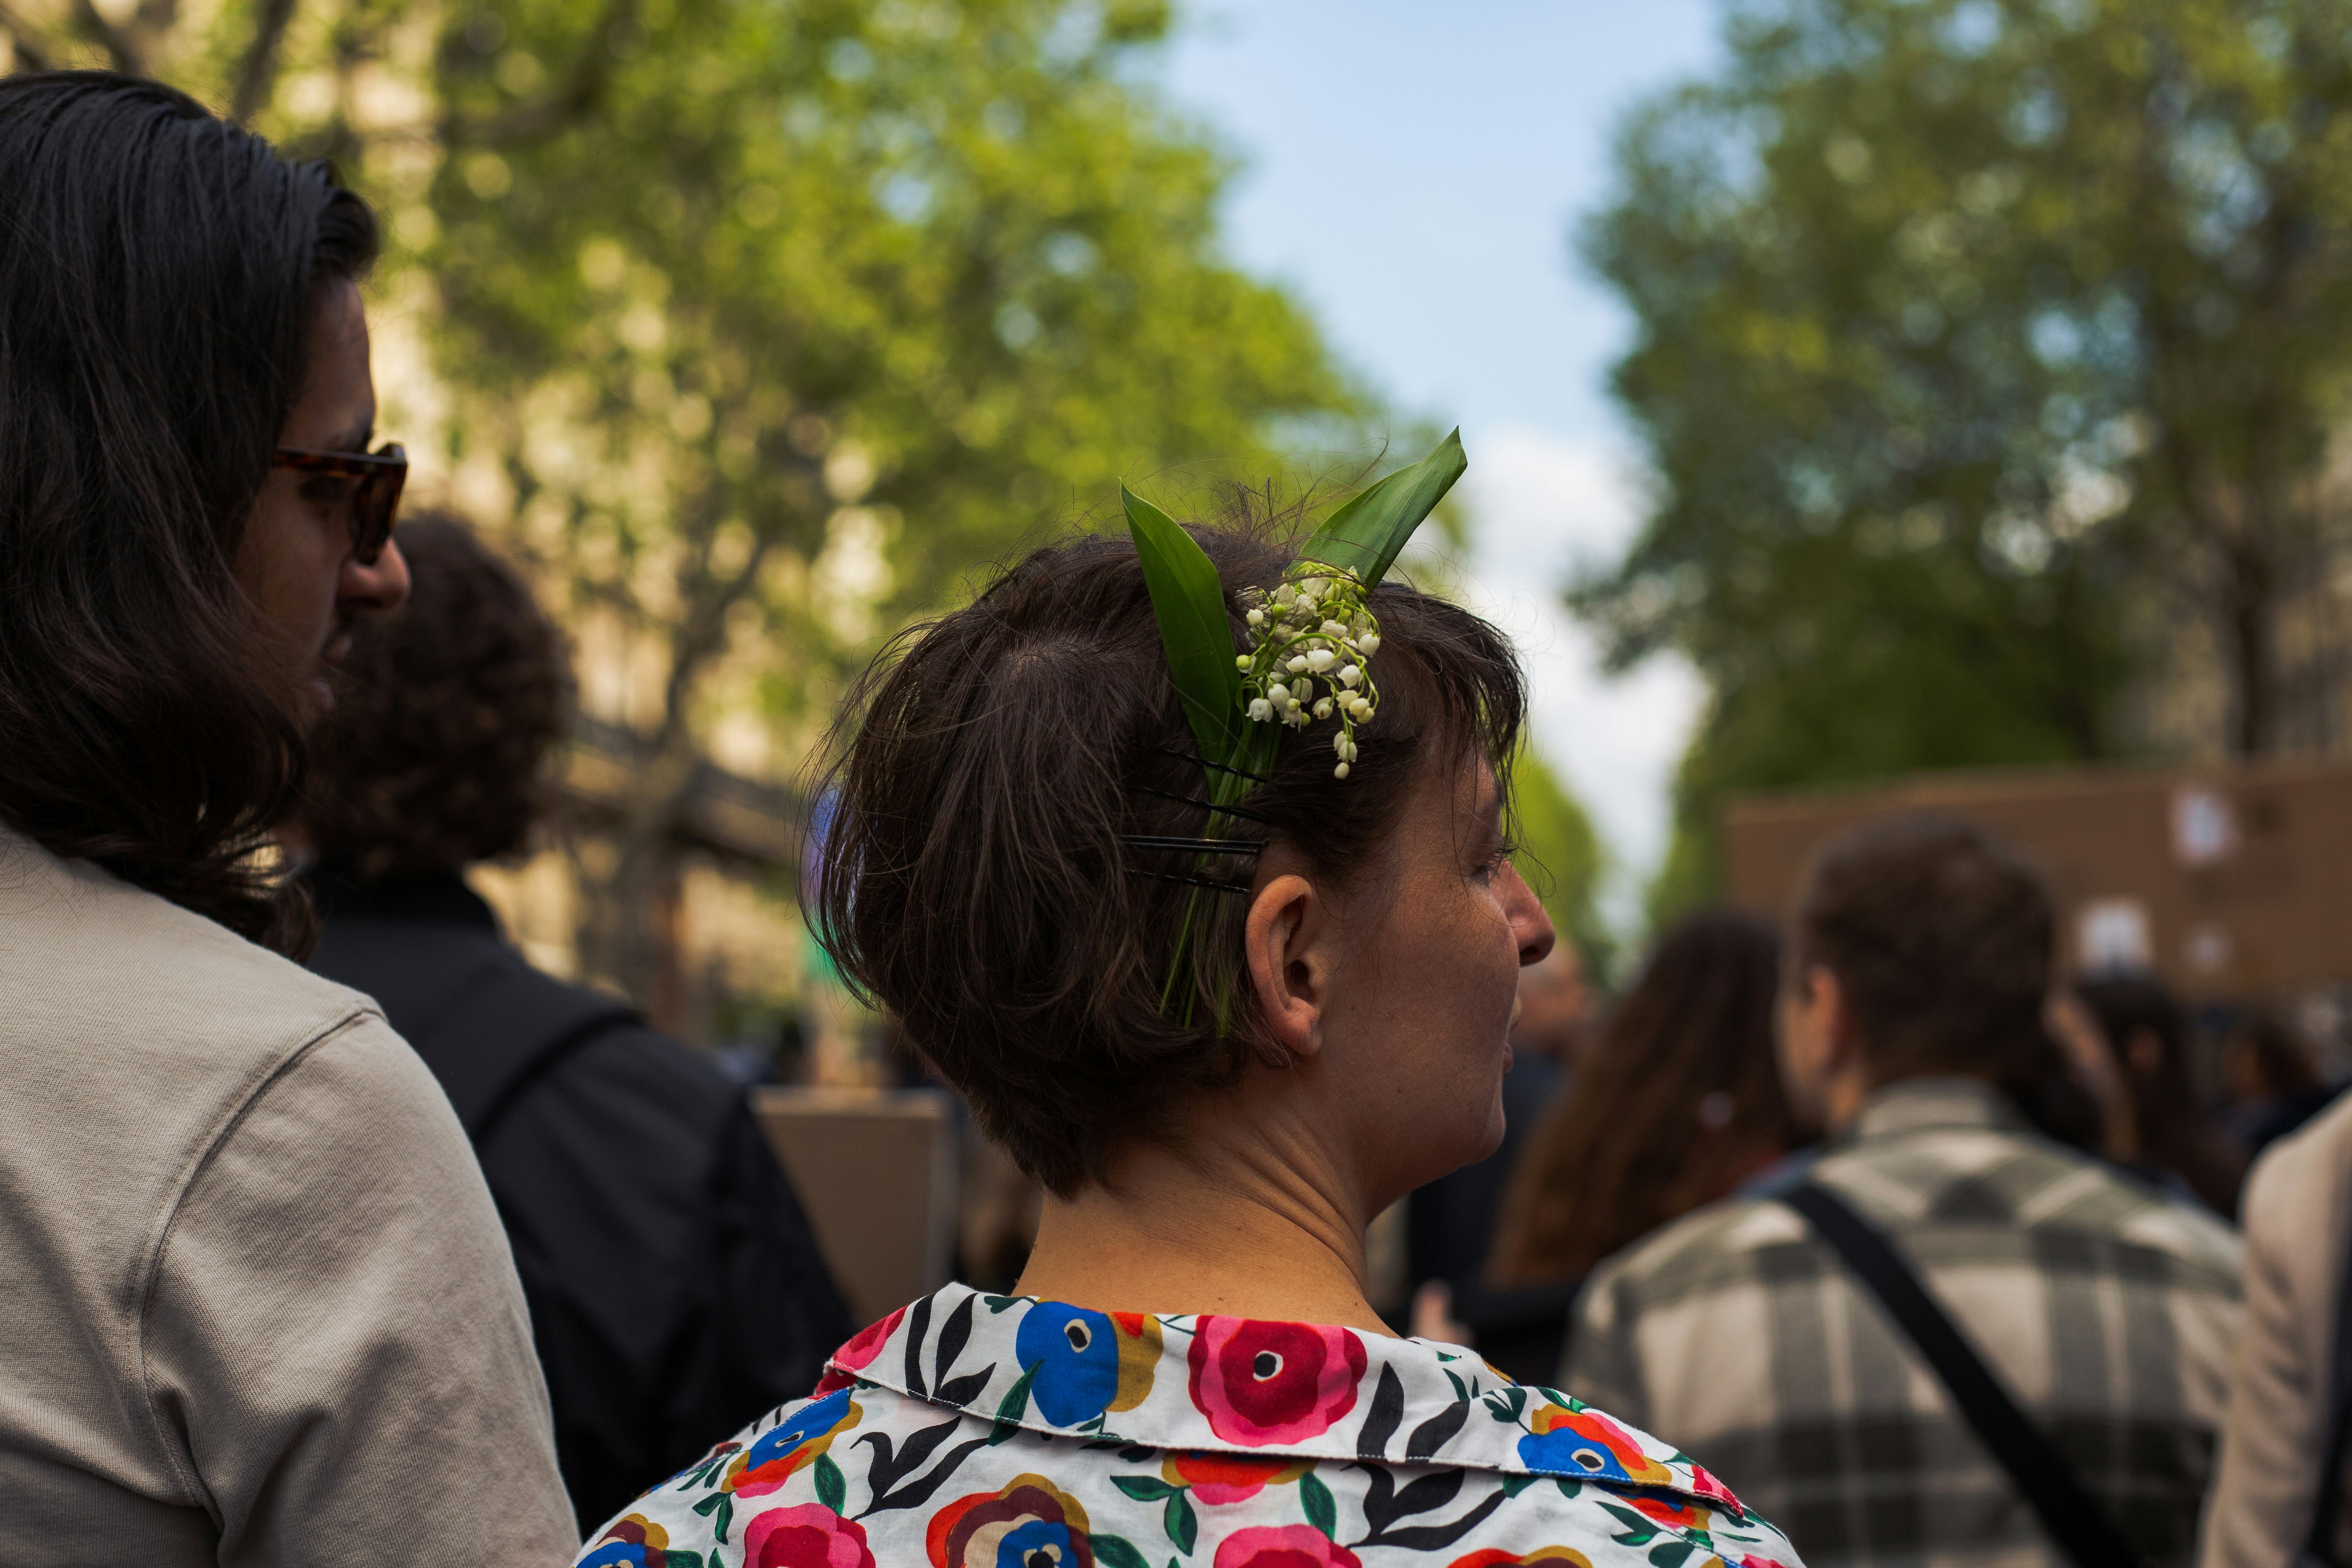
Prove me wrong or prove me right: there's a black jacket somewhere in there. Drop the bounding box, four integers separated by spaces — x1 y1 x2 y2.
307 872 851 1532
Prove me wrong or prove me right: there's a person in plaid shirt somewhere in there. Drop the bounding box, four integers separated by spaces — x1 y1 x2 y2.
1561 814 2242 1568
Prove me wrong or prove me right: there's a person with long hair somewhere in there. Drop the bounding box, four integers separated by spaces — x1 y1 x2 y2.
0 74 572 1557
2071 975 2247 1216
1487 911 1798 1292
576 474 1802 1568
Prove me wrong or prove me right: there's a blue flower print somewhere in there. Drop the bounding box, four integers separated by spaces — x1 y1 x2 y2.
993 1515 1080 1567
1014 1302 1121 1426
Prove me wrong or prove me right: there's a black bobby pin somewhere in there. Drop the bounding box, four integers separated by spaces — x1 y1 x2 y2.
1155 746 1272 785
1125 867 1253 895
1120 835 1264 858
1133 783 1273 825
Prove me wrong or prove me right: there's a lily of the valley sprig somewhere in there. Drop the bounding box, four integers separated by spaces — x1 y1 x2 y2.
1236 574 1382 777
1118 430 1468 1028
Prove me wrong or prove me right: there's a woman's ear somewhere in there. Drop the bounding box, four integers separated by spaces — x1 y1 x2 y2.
1244 871 1331 1059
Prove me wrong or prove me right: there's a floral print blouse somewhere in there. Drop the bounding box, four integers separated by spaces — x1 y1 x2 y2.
578 1283 1805 1568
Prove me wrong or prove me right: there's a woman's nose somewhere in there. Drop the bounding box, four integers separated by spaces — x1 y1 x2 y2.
341 535 411 614
1504 861 1557 968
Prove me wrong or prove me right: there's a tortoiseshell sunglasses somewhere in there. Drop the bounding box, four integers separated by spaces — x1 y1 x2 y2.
270 442 408 566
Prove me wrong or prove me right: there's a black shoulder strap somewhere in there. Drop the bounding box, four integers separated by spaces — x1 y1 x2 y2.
1782 1181 2147 1568
418 964 641 1147
2301 1209 2352 1568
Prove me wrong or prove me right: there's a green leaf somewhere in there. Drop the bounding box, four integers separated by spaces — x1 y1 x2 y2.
814 1452 846 1515
1123 485 1243 768
1299 428 1467 586
1113 1475 1178 1502
1164 1488 1198 1555
1299 1469 1337 1539
690 1491 734 1546
990 1361 1040 1441
1091 1535 1153 1568
1499 1473 1540 1499
1650 1541 1697 1568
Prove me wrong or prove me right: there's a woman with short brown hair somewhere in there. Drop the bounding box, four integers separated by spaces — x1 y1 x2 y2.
580 453 1803 1568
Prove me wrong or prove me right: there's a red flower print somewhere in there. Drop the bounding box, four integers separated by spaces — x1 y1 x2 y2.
1212 1524 1363 1568
927 1472 1096 1568
829 1307 907 1374
1160 1450 1310 1505
742 1503 876 1568
1446 1551 1595 1568
1629 1494 1710 1532
1687 1462 1745 1515
1187 1318 1368 1446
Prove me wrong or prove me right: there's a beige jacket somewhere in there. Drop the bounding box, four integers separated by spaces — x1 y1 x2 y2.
2201 1089 2352 1568
0 829 576 1563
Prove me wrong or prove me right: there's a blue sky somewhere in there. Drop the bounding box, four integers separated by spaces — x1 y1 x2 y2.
1159 0 1725 922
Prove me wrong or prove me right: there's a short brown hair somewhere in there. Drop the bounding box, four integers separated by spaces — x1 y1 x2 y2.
1795 813 2053 1081
811 517 1525 1195
302 514 570 880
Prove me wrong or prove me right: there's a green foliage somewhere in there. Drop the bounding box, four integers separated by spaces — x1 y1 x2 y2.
1509 746 1611 977
1577 0 2352 912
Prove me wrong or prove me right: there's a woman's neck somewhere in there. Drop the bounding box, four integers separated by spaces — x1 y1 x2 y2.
1012 1111 1395 1336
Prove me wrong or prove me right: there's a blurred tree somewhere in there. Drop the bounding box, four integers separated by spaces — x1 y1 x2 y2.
0 0 1365 1007
1575 0 2352 918
1510 746 1612 978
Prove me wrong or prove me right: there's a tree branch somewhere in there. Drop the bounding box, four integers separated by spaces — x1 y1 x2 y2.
229 0 298 122
68 0 139 74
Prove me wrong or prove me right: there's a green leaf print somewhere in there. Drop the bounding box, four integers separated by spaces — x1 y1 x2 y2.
1165 1488 1198 1555
690 1490 733 1546
814 1452 846 1515
1090 1536 1152 1568
1650 1541 1697 1568
990 1362 1040 1442
1114 1476 1179 1502
1300 1469 1336 1539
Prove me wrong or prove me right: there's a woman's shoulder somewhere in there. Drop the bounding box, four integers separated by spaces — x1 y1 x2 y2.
583 1286 1806 1568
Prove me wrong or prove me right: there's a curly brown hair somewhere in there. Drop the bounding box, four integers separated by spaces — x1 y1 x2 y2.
301 513 570 881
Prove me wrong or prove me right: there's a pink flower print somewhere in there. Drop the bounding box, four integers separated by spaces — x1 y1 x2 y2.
1186 1317 1368 1447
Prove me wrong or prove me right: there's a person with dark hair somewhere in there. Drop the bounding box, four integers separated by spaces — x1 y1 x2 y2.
0 74 573 1559
2219 1010 2338 1160
2070 975 2247 1216
578 454 1803 1568
1487 909 1797 1289
300 514 851 1531
1563 814 2240 1568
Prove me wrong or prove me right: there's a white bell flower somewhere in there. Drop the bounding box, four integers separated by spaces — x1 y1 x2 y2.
1338 664 1361 688
1305 648 1335 673
1247 698 1274 722
1286 655 1309 674
1356 632 1381 656
1313 698 1334 719
1267 682 1291 705
1334 761 1350 779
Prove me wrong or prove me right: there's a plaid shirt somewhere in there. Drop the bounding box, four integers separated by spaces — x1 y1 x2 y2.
1562 1078 2243 1568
